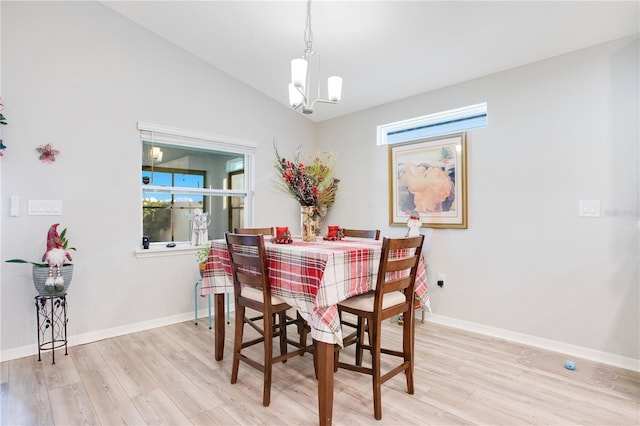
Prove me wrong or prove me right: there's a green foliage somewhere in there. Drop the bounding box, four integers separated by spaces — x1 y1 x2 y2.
59 227 76 252
5 259 48 267
143 199 171 242
196 245 210 264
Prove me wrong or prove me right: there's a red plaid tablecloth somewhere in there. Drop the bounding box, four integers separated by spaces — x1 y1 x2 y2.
201 236 428 345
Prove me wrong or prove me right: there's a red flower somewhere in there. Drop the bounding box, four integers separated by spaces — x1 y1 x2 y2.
273 142 339 213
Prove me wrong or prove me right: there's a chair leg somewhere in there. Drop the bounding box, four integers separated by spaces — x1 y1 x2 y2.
297 312 308 349
371 318 383 421
355 317 365 366
313 340 319 379
263 311 274 407
231 305 245 384
194 280 200 325
278 311 288 362
403 311 414 395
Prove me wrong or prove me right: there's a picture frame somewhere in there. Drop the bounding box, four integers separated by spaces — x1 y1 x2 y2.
388 133 467 228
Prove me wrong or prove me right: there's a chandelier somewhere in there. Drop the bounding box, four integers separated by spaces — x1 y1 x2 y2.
288 0 342 114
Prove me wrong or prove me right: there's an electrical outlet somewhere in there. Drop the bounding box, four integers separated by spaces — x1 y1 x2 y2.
437 273 446 287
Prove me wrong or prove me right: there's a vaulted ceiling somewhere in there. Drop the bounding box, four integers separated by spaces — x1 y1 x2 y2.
102 1 639 122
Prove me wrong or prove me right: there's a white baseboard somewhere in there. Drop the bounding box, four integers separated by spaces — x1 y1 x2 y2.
1 310 199 363
423 313 640 373
3 306 637 373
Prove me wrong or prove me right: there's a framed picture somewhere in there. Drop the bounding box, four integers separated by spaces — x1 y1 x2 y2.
388 133 467 228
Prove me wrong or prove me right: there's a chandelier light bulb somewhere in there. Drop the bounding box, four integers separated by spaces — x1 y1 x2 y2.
327 76 342 102
291 58 308 88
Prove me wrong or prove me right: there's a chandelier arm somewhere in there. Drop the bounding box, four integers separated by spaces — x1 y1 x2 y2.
309 99 337 110
292 84 308 110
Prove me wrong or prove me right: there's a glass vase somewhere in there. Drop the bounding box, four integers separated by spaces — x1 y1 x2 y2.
300 206 319 242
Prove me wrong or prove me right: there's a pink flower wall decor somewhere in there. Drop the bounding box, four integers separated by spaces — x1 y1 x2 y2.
36 144 60 163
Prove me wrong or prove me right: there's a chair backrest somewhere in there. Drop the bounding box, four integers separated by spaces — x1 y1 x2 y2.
374 235 424 315
234 227 275 236
342 228 381 240
225 232 273 310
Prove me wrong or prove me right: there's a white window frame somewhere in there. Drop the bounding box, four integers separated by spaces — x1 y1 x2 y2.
377 102 487 146
135 122 256 257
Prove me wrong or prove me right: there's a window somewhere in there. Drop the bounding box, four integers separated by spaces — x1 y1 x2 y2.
139 122 256 245
377 102 487 145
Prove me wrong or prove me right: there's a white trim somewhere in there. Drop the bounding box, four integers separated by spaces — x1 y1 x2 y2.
138 121 257 154
137 121 257 245
0 306 232 363
134 244 199 258
3 307 635 371
377 102 487 146
0 311 195 362
423 313 640 372
141 185 246 197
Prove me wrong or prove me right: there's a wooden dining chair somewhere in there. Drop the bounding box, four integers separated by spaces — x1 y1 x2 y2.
341 228 381 240
234 226 309 349
338 227 380 358
226 233 313 407
336 235 424 420
233 227 275 236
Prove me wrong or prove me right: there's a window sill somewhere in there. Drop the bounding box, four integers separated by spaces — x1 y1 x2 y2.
134 244 199 259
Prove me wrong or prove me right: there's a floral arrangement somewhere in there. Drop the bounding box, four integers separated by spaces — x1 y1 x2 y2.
273 141 339 219
196 244 210 264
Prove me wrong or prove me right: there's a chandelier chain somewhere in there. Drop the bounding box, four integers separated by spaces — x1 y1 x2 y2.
304 0 314 56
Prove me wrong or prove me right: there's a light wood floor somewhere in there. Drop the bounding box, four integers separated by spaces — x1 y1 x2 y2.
1 313 639 425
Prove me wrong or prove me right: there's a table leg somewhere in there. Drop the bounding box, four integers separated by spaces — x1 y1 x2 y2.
214 293 225 361
316 341 334 426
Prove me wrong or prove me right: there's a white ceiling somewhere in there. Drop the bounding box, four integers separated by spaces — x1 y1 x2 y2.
102 1 639 122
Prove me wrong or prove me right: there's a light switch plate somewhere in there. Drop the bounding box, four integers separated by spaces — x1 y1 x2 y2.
28 200 62 216
10 195 19 216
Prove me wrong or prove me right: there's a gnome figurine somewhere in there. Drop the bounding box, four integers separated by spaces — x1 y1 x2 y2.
42 223 73 287
406 210 422 237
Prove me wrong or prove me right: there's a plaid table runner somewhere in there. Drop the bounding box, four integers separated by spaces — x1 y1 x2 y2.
201 236 428 345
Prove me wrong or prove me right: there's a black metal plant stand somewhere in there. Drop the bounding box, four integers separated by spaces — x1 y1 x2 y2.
34 293 68 364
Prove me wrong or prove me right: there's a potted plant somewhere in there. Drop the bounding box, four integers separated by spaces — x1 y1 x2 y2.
6 223 76 295
196 244 210 277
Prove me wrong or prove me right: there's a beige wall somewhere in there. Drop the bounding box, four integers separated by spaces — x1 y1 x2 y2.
318 36 639 364
0 1 313 359
1 1 638 367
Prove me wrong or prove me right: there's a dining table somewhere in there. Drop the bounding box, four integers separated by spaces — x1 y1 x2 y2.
200 235 428 426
